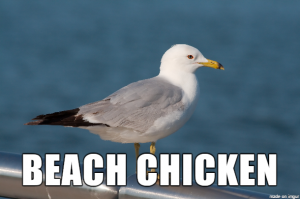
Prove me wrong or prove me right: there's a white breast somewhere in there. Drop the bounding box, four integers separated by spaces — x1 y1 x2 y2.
159 70 199 111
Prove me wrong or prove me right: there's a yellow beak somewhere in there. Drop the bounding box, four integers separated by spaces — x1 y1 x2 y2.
199 59 224 70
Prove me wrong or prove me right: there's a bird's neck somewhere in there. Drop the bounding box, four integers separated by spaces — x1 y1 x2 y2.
158 70 199 105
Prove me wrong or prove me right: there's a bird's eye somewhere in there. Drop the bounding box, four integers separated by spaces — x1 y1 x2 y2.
187 55 194 59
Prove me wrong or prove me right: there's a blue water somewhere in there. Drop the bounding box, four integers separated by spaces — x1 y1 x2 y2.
1 0 300 196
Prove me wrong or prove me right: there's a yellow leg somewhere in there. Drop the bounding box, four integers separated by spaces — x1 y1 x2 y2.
150 142 156 172
134 143 140 173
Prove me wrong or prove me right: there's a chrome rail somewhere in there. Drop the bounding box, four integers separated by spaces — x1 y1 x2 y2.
0 151 269 199
0 151 118 199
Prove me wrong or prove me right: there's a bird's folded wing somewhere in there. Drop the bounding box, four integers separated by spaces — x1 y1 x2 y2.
78 77 184 132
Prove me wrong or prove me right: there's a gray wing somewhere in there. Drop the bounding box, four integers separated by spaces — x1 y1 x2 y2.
78 76 184 133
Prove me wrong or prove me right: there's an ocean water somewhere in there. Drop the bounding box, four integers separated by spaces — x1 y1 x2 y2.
0 0 300 196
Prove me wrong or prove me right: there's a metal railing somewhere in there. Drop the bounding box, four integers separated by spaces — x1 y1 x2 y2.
0 151 269 199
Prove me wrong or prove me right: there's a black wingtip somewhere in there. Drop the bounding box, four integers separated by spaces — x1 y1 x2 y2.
24 108 108 127
32 114 47 120
25 108 80 126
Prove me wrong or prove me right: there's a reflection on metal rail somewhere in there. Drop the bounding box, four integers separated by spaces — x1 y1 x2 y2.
0 151 269 199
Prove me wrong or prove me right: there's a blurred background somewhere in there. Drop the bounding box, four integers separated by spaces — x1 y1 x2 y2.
1 0 299 196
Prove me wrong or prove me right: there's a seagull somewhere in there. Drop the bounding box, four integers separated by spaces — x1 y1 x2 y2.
25 44 224 173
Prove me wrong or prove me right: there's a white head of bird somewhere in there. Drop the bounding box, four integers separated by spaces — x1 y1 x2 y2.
160 44 224 73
